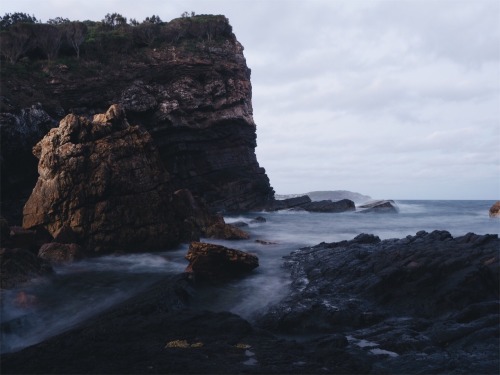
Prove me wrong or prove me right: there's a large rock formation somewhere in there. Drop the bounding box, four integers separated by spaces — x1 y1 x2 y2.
22 105 180 253
1 15 274 220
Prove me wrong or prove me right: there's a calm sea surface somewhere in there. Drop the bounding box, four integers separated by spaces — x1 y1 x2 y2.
2 200 498 353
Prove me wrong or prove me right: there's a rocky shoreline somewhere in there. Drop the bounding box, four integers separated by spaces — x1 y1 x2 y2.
2 230 498 374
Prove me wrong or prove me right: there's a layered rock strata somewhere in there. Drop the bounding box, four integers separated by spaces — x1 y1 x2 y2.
1 15 275 217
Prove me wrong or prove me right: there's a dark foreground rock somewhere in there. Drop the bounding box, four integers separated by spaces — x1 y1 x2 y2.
0 275 368 374
2 231 498 374
0 248 53 289
258 230 500 374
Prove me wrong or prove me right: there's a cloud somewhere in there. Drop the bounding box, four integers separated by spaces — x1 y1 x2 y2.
1 0 499 198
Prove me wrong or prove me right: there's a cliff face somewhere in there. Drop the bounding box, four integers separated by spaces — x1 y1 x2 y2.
0 15 274 221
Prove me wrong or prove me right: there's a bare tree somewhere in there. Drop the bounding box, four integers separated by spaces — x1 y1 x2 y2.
0 23 34 63
35 24 62 60
102 13 127 28
144 15 162 24
64 21 87 59
47 17 70 25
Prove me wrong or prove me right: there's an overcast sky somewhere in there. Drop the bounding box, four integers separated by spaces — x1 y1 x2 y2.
2 0 499 199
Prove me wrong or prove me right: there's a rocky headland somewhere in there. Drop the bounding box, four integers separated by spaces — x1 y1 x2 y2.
1 15 274 225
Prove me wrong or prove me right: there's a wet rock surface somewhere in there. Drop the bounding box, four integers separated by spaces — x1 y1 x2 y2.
1 231 498 374
0 248 53 289
258 230 500 374
0 275 367 374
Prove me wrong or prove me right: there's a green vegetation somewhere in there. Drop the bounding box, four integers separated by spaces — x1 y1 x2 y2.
0 11 233 64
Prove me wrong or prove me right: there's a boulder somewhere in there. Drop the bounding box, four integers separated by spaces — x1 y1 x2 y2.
489 201 500 218
358 200 399 213
0 248 53 289
22 105 180 253
185 242 258 282
203 219 250 240
38 243 84 264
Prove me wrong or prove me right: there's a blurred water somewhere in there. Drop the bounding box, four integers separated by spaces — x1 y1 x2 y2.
1 200 498 353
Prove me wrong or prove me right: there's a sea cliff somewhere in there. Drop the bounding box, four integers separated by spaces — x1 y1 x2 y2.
0 15 274 223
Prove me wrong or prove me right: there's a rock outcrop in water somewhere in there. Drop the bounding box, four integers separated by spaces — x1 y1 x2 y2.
357 199 399 213
489 201 500 218
1 15 274 223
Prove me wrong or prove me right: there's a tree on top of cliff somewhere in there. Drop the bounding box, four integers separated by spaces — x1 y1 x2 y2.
0 12 232 63
47 17 71 25
101 13 128 29
0 12 39 30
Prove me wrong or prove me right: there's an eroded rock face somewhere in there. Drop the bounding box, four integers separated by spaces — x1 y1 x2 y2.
489 201 500 218
185 241 258 282
22 105 180 253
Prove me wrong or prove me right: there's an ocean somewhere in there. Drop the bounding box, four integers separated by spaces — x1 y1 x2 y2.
1 200 499 354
